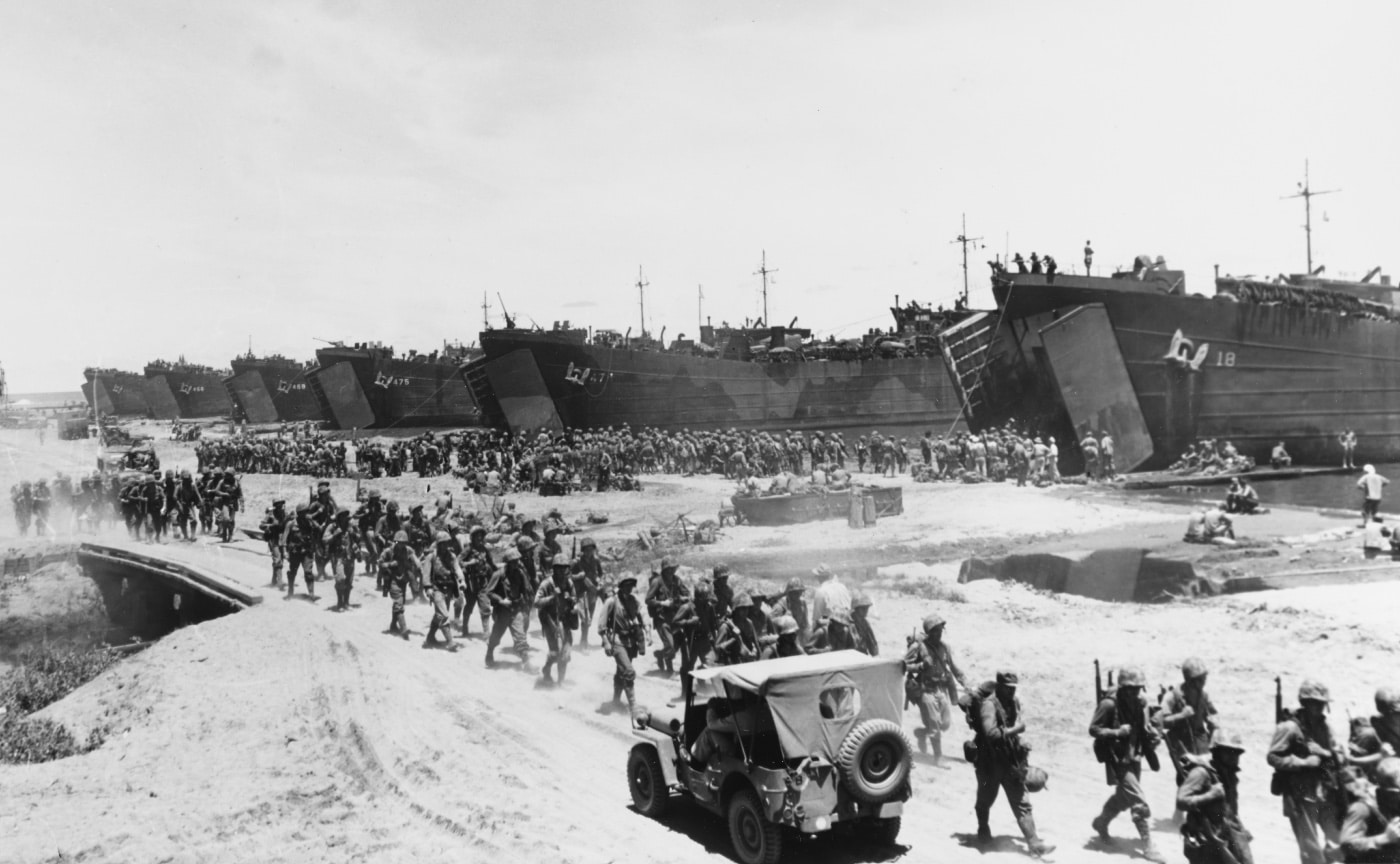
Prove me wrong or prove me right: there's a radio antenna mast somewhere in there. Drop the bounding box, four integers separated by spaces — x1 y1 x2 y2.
950 214 984 306
1282 160 1339 274
754 251 778 325
636 267 650 337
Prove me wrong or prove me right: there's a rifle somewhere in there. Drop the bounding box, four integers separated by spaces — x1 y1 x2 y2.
1093 660 1116 783
1275 676 1286 723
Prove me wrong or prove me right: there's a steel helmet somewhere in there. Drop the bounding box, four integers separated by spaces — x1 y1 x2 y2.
732 592 754 609
784 577 804 594
1117 667 1146 688
1209 728 1245 753
516 535 536 550
1023 765 1049 792
1299 680 1331 703
434 531 450 544
502 547 522 563
1182 657 1209 680
922 613 946 633
1377 757 1400 790
393 530 409 544
1378 687 1400 716
852 592 873 609
776 615 800 636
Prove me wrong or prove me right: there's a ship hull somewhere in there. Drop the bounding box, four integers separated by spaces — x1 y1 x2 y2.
82 371 149 416
312 349 479 429
476 331 965 435
147 369 232 418
227 360 323 423
982 277 1400 467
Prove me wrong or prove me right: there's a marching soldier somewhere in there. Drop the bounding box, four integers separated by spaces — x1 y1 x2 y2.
904 613 967 766
422 531 463 651
461 525 495 637
378 530 413 640
484 547 533 668
355 490 384 584
851 591 879 656
323 508 360 612
571 537 603 646
1090 666 1166 863
974 671 1054 857
1268 679 1345 864
645 557 689 675
600 574 647 717
259 499 290 587
534 554 576 685
1164 657 1220 785
143 474 167 542
1177 728 1253 864
713 592 760 665
173 472 200 541
11 481 32 537
283 502 318 601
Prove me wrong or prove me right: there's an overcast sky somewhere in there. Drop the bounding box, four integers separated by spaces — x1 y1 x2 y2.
4 1 1399 393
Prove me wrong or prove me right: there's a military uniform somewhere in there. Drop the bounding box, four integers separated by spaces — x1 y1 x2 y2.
1091 668 1166 863
974 672 1053 857
600 577 647 714
1164 658 1220 784
259 501 290 587
570 542 603 646
1269 681 1345 864
282 506 318 599
534 565 575 683
379 533 413 639
904 615 966 763
423 538 462 651
1178 730 1253 864
323 511 360 611
645 561 690 674
485 550 533 665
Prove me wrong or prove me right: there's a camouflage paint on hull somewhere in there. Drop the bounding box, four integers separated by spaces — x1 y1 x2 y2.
228 356 322 422
979 271 1400 468
477 330 964 434
313 347 480 428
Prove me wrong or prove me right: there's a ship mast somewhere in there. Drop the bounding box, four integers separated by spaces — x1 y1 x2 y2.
1282 160 1339 274
697 284 703 340
636 266 649 338
481 292 490 330
949 213 983 306
754 251 778 326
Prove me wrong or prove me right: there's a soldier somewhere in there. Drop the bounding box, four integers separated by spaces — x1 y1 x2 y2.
974 671 1054 857
713 592 759 665
600 574 648 715
904 613 968 766
811 563 851 625
571 536 603 646
769 577 810 642
1340 756 1400 862
461 525 495 636
259 499 290 587
283 502 318 601
120 476 145 539
711 564 734 618
773 615 806 657
143 474 167 542
1350 688 1400 779
355 490 384 584
484 547 533 667
1177 728 1253 864
673 579 718 700
423 531 463 651
645 557 689 675
324 508 360 611
1164 657 1220 785
1090 666 1167 864
379 530 413 639
848 591 878 655
1268 679 1345 864
11 481 32 537
534 554 575 685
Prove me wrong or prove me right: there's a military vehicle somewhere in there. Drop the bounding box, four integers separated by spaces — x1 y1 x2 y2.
626 651 912 864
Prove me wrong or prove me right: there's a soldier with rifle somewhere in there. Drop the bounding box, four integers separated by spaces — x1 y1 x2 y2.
283 502 318 600
1090 664 1167 863
599 574 648 717
570 536 602 647
259 498 290 587
534 553 576 685
1340 756 1400 862
378 530 413 640
904 613 967 767
1164 657 1221 785
461 525 495 638
1268 677 1347 864
1177 728 1254 864
422 531 463 651
484 546 533 667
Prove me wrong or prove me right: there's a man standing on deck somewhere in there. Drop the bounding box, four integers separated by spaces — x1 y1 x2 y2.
1100 433 1116 480
1339 430 1358 470
1359 465 1390 525
1085 240 1094 275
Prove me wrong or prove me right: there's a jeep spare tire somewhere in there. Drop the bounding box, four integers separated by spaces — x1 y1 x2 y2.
836 719 912 804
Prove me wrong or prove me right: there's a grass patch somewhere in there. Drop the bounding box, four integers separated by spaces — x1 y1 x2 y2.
0 643 116 764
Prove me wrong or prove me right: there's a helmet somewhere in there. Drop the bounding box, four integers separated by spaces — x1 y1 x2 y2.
502 547 522 563
1209 728 1245 753
296 502 310 514
1117 667 1146 688
996 670 1019 686
852 592 873 609
387 500 399 511
434 530 450 544
580 537 597 549
1378 687 1400 715
660 556 677 571
393 530 409 544
616 575 639 593
469 525 487 538
1299 679 1331 704
784 577 804 594
777 616 800 636
368 490 381 499
732 592 754 609
922 613 946 633
713 565 731 580
1023 765 1049 793
1182 657 1209 680
516 535 536 550
1377 757 1400 790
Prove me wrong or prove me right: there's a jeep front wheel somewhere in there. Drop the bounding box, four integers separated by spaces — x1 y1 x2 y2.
628 744 670 817
728 787 782 864
836 719 912 804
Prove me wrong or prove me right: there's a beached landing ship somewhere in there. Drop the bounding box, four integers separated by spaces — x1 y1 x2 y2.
143 358 233 420
308 341 481 430
224 353 322 425
464 301 973 434
82 367 151 417
939 255 1400 470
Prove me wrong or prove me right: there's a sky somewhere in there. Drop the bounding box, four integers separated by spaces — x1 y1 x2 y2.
3 1 1400 393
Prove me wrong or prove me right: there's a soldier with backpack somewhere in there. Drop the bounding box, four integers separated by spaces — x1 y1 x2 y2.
905 613 967 767
1178 728 1254 864
1090 666 1167 863
1268 679 1346 864
968 671 1054 857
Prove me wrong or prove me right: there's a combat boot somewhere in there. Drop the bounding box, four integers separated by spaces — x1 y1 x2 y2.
1135 819 1165 863
914 729 928 754
1092 812 1112 840
1017 814 1054 857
